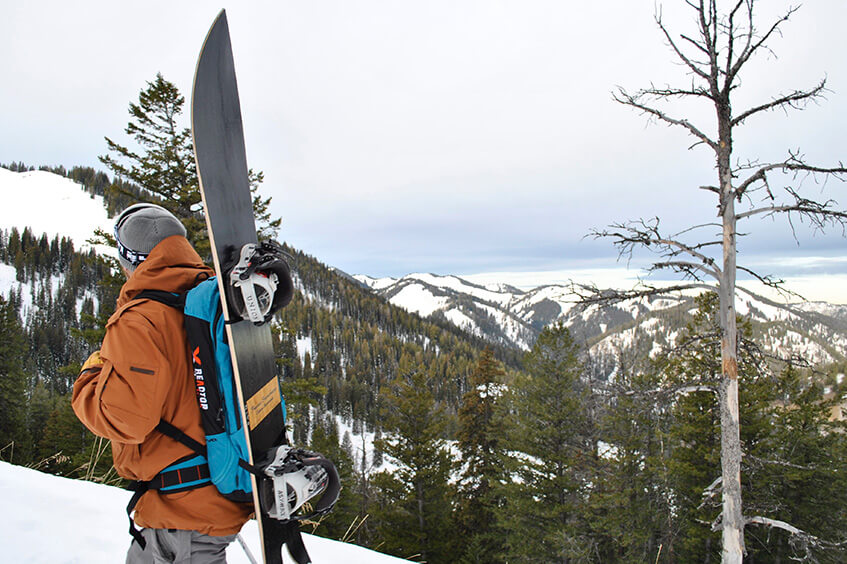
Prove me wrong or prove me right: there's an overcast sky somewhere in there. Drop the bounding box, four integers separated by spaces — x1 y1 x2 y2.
2 1 846 301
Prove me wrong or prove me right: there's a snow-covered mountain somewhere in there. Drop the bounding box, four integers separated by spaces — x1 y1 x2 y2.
0 460 405 563
2 166 844 371
356 272 540 349
0 167 114 256
355 272 847 368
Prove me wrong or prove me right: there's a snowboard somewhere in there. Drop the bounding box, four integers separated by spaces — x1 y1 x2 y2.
191 10 308 564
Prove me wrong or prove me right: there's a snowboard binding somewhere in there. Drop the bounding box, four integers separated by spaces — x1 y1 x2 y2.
257 445 341 522
224 240 294 325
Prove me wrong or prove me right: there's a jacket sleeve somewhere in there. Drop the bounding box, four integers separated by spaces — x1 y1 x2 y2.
72 312 169 444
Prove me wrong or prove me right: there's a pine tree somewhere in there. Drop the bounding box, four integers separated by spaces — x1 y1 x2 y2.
591 365 675 562
371 371 455 563
307 413 358 541
456 348 507 563
99 74 205 247
498 324 598 562
742 364 847 562
0 296 29 463
99 73 278 259
661 294 763 561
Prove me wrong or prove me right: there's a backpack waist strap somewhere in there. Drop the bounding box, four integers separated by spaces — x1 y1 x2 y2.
126 422 213 549
150 454 211 493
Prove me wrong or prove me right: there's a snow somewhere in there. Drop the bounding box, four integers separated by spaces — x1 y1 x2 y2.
296 335 313 364
389 283 448 317
353 274 397 291
331 411 399 475
0 168 115 257
0 263 91 322
0 263 19 298
443 308 478 334
0 460 405 563
404 273 515 307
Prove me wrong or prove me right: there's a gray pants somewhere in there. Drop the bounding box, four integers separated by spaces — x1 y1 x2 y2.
126 528 237 564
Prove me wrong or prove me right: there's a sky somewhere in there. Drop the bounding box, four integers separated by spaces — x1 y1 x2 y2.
2 1 846 301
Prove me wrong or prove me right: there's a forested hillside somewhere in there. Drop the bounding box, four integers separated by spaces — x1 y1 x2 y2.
4 52 847 559
0 162 519 473
3 164 847 563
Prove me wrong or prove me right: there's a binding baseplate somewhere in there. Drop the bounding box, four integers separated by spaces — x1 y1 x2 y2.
258 445 341 522
226 240 293 325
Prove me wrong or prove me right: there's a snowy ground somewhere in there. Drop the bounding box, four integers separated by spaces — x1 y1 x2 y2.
0 461 404 563
0 168 115 257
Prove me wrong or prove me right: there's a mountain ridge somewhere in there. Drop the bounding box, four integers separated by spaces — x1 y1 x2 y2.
355 271 847 371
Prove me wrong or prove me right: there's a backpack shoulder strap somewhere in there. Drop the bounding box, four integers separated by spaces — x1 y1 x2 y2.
156 419 207 457
135 290 186 310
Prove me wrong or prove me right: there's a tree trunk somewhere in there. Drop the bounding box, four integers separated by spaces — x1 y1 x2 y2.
718 106 745 562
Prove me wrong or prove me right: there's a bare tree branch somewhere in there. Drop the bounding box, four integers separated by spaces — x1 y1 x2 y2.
591 218 723 277
655 5 712 81
623 384 717 398
735 151 847 199
567 280 713 308
746 516 847 560
614 88 718 150
640 84 714 99
726 4 801 88
737 189 847 236
722 0 748 92
735 266 803 301
744 454 822 473
699 475 723 511
648 260 719 281
732 78 828 127
732 284 820 324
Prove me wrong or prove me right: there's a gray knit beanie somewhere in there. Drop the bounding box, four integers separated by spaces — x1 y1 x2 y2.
114 203 187 273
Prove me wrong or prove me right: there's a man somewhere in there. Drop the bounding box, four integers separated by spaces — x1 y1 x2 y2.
72 203 252 563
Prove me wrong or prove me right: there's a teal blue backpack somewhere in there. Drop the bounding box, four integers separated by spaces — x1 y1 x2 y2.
126 276 286 547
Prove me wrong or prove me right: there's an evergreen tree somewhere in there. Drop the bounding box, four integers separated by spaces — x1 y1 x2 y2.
498 324 598 562
650 293 847 562
591 366 675 563
0 296 29 463
99 73 278 259
661 294 763 561
456 348 507 563
307 413 358 541
371 371 455 563
742 364 847 562
99 74 205 248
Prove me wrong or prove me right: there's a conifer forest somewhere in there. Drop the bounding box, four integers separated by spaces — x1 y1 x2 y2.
3 2 847 563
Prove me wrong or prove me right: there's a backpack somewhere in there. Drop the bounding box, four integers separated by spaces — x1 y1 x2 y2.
126 276 287 546
121 245 337 564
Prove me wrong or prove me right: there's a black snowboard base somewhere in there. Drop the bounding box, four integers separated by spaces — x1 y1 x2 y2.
192 10 307 564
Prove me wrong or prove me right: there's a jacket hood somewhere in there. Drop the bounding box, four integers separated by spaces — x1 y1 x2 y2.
117 235 214 307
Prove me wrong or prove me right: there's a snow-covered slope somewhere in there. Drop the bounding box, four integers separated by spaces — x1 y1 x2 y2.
0 167 114 256
2 167 844 368
0 461 405 563
355 272 539 348
355 272 847 368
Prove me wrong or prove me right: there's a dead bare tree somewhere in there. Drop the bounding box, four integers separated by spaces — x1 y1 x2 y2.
578 1 847 562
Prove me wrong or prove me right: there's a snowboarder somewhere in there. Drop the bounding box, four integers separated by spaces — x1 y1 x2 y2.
72 203 252 563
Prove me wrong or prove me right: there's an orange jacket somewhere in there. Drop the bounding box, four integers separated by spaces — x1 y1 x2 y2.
72 235 253 535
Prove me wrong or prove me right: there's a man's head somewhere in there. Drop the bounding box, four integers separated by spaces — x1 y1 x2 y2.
114 203 187 274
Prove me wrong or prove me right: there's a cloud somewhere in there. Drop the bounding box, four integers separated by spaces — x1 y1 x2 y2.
2 1 846 301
